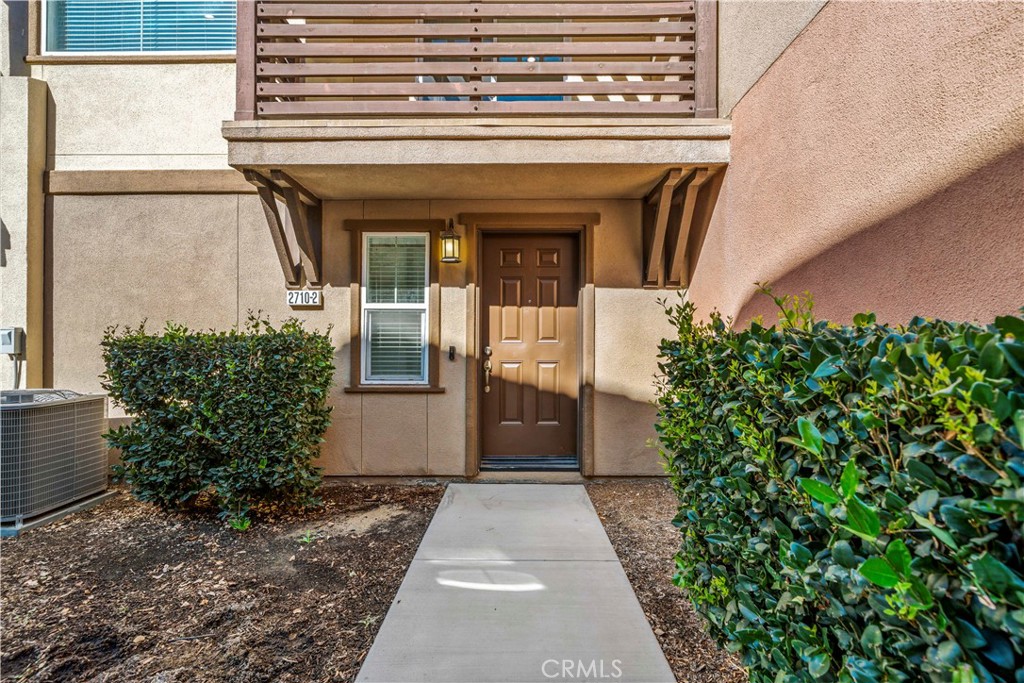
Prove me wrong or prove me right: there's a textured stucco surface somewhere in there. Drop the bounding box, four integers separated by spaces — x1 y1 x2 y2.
34 63 234 170
0 77 47 389
593 288 673 476
737 147 1024 325
1 0 29 77
689 0 1024 325
717 0 827 116
49 194 243 396
47 194 670 476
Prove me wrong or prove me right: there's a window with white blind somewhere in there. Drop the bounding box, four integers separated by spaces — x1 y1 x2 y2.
361 234 430 384
43 0 236 54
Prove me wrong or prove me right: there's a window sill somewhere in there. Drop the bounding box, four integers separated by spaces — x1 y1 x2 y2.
344 385 446 394
26 54 235 65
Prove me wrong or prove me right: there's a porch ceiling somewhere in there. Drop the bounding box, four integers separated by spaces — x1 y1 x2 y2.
223 119 730 200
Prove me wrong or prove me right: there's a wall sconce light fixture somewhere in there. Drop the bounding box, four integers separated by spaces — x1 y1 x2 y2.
440 219 461 264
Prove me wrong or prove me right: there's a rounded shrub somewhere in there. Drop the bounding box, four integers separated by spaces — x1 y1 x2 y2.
656 290 1023 683
101 316 335 525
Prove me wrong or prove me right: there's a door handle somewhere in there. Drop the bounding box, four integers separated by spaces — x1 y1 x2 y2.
483 359 493 393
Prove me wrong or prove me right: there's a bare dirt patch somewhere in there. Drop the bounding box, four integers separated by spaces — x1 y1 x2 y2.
587 479 747 683
1 483 445 683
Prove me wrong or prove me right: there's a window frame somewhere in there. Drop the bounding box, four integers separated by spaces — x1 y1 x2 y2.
345 219 445 394
360 232 431 386
40 0 238 57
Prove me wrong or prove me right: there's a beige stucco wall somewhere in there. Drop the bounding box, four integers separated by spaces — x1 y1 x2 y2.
48 192 672 476
0 77 47 389
49 193 247 395
689 0 1024 325
1 0 29 77
717 0 827 117
31 63 235 170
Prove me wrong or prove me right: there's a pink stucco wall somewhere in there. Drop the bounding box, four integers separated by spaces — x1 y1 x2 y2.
689 0 1024 327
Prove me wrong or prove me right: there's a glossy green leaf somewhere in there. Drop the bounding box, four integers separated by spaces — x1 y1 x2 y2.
939 504 975 535
979 338 1006 377
969 382 996 409
861 624 883 649
853 312 877 327
995 315 1024 339
799 478 840 504
812 357 842 379
934 641 963 666
841 458 859 499
999 341 1024 378
971 553 1024 598
807 651 830 678
979 632 1015 669
952 617 987 650
859 558 900 588
909 489 939 515
847 497 881 540
908 576 933 609
797 417 824 455
911 512 960 550
869 357 896 389
885 539 912 577
782 458 800 480
773 518 794 541
906 458 937 485
790 542 813 568
831 540 857 569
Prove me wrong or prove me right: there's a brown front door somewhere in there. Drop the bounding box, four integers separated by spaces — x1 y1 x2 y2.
481 233 579 460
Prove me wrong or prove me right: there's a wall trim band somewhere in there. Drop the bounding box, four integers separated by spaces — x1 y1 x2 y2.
46 170 257 195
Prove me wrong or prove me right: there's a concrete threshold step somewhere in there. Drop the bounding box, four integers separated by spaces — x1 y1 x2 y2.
480 456 580 472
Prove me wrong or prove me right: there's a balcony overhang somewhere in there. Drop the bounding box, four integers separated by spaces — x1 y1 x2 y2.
223 118 730 200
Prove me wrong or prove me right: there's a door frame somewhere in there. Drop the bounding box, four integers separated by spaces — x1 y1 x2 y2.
460 212 599 476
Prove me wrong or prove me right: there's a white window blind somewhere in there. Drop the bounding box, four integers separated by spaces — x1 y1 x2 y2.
362 234 429 384
44 0 236 53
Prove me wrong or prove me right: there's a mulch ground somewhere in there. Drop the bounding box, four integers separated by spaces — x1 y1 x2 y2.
587 480 747 683
1 483 445 683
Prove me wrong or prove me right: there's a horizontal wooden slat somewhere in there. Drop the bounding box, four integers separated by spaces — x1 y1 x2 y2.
258 2 694 19
257 100 694 116
260 0 686 3
257 80 694 97
257 41 695 58
257 60 694 78
258 21 695 38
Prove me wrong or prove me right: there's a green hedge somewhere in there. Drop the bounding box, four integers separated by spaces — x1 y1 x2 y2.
656 290 1023 683
101 317 334 525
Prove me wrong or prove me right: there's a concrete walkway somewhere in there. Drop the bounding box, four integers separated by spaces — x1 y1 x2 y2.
356 484 674 683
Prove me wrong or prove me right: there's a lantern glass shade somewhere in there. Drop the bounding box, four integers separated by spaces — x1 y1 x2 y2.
440 221 461 263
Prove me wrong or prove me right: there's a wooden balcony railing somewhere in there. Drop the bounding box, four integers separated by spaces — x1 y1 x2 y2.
235 0 717 120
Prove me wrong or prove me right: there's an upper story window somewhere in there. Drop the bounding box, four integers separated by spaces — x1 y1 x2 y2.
43 0 236 54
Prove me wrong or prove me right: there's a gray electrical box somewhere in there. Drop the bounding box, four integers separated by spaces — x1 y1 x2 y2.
1 328 25 357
